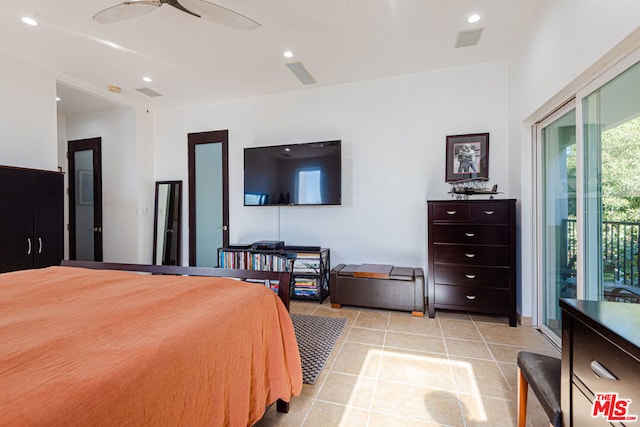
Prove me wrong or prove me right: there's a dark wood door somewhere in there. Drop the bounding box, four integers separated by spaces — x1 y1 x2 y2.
33 171 64 268
188 131 229 267
68 138 103 261
0 167 35 273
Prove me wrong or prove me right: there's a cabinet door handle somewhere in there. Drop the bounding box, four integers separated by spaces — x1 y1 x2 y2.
465 253 476 258
27 238 32 255
465 232 475 237
446 210 456 215
38 238 43 254
590 360 617 380
465 295 477 300
465 274 476 279
483 210 495 215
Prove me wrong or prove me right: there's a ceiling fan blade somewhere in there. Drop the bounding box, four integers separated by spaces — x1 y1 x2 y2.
177 0 260 30
93 0 162 24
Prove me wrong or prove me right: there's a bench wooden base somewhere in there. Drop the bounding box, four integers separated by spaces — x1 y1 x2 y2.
333 303 424 318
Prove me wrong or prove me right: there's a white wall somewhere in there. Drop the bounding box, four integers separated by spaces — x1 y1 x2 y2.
0 53 58 171
154 60 510 271
135 107 155 264
509 0 640 319
64 108 141 263
57 114 69 258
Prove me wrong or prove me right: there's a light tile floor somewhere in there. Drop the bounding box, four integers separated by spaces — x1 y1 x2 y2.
255 301 560 427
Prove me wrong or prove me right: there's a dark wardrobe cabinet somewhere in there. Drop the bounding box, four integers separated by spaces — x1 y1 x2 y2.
0 166 64 273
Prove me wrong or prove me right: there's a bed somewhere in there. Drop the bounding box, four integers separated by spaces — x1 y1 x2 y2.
0 261 302 426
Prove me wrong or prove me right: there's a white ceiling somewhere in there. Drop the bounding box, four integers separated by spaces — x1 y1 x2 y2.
0 0 542 116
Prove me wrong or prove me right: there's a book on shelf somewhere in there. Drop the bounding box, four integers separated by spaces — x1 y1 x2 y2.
218 249 291 272
292 259 320 273
293 277 317 288
293 252 321 259
246 278 279 294
293 288 319 296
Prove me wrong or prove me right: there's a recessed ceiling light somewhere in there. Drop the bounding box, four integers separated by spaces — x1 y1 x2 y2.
56 96 61 102
468 14 480 24
142 76 152 83
108 85 122 93
283 50 293 58
21 16 39 26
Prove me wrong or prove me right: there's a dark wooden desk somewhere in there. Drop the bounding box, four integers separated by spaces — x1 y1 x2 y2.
560 299 640 426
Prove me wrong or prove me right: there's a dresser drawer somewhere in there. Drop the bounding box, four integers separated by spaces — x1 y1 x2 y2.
432 244 510 266
571 384 613 427
431 224 509 245
434 285 509 310
434 264 510 288
470 202 510 223
572 320 640 403
431 203 469 221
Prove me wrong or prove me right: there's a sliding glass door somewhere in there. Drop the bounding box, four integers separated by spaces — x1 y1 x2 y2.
537 53 640 340
582 60 640 303
538 105 577 339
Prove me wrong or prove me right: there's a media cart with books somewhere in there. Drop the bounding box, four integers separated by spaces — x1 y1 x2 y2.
217 245 330 303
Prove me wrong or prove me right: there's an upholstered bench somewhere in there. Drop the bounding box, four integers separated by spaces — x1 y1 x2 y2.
329 264 425 316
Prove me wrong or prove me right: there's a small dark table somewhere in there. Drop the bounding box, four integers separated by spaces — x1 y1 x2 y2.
560 299 640 426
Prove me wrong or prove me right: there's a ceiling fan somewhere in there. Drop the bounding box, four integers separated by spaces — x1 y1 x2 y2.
94 0 260 30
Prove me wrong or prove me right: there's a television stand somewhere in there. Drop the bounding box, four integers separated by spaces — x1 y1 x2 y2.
218 245 330 303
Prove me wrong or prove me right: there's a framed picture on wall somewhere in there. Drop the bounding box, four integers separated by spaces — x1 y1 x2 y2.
445 133 489 182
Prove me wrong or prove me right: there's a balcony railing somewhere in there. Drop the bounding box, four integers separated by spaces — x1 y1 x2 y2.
564 218 640 287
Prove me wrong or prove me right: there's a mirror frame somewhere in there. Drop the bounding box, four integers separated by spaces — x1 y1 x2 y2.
153 180 182 265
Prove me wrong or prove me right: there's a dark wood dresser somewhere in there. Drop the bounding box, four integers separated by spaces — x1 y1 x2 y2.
561 299 640 426
427 199 516 326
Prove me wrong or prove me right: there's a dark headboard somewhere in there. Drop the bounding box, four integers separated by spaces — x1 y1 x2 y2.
60 260 291 310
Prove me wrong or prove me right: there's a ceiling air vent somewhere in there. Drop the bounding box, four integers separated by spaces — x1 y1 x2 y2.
135 87 163 97
286 61 317 85
455 28 484 48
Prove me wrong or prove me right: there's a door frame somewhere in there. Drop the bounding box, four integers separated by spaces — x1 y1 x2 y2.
187 130 229 266
68 137 103 261
534 101 576 346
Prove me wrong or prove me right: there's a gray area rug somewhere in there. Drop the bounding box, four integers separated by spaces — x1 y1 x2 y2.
290 314 347 384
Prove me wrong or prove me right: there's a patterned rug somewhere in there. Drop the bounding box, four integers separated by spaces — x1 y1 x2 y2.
290 314 347 384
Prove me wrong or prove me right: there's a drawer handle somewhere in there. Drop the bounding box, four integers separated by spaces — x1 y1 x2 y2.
484 210 495 215
465 253 476 258
465 274 476 279
446 210 457 215
590 360 617 380
465 232 475 237
465 295 477 300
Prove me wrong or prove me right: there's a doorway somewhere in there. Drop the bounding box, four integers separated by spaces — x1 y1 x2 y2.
188 130 229 267
68 137 103 261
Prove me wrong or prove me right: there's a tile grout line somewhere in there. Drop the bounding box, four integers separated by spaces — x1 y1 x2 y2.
437 312 469 427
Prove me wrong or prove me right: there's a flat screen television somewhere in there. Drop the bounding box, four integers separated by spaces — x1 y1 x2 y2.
244 140 341 206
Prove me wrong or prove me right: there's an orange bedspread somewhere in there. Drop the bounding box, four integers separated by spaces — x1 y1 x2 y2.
0 266 302 426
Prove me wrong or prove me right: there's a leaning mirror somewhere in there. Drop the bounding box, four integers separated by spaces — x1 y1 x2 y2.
153 181 182 265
